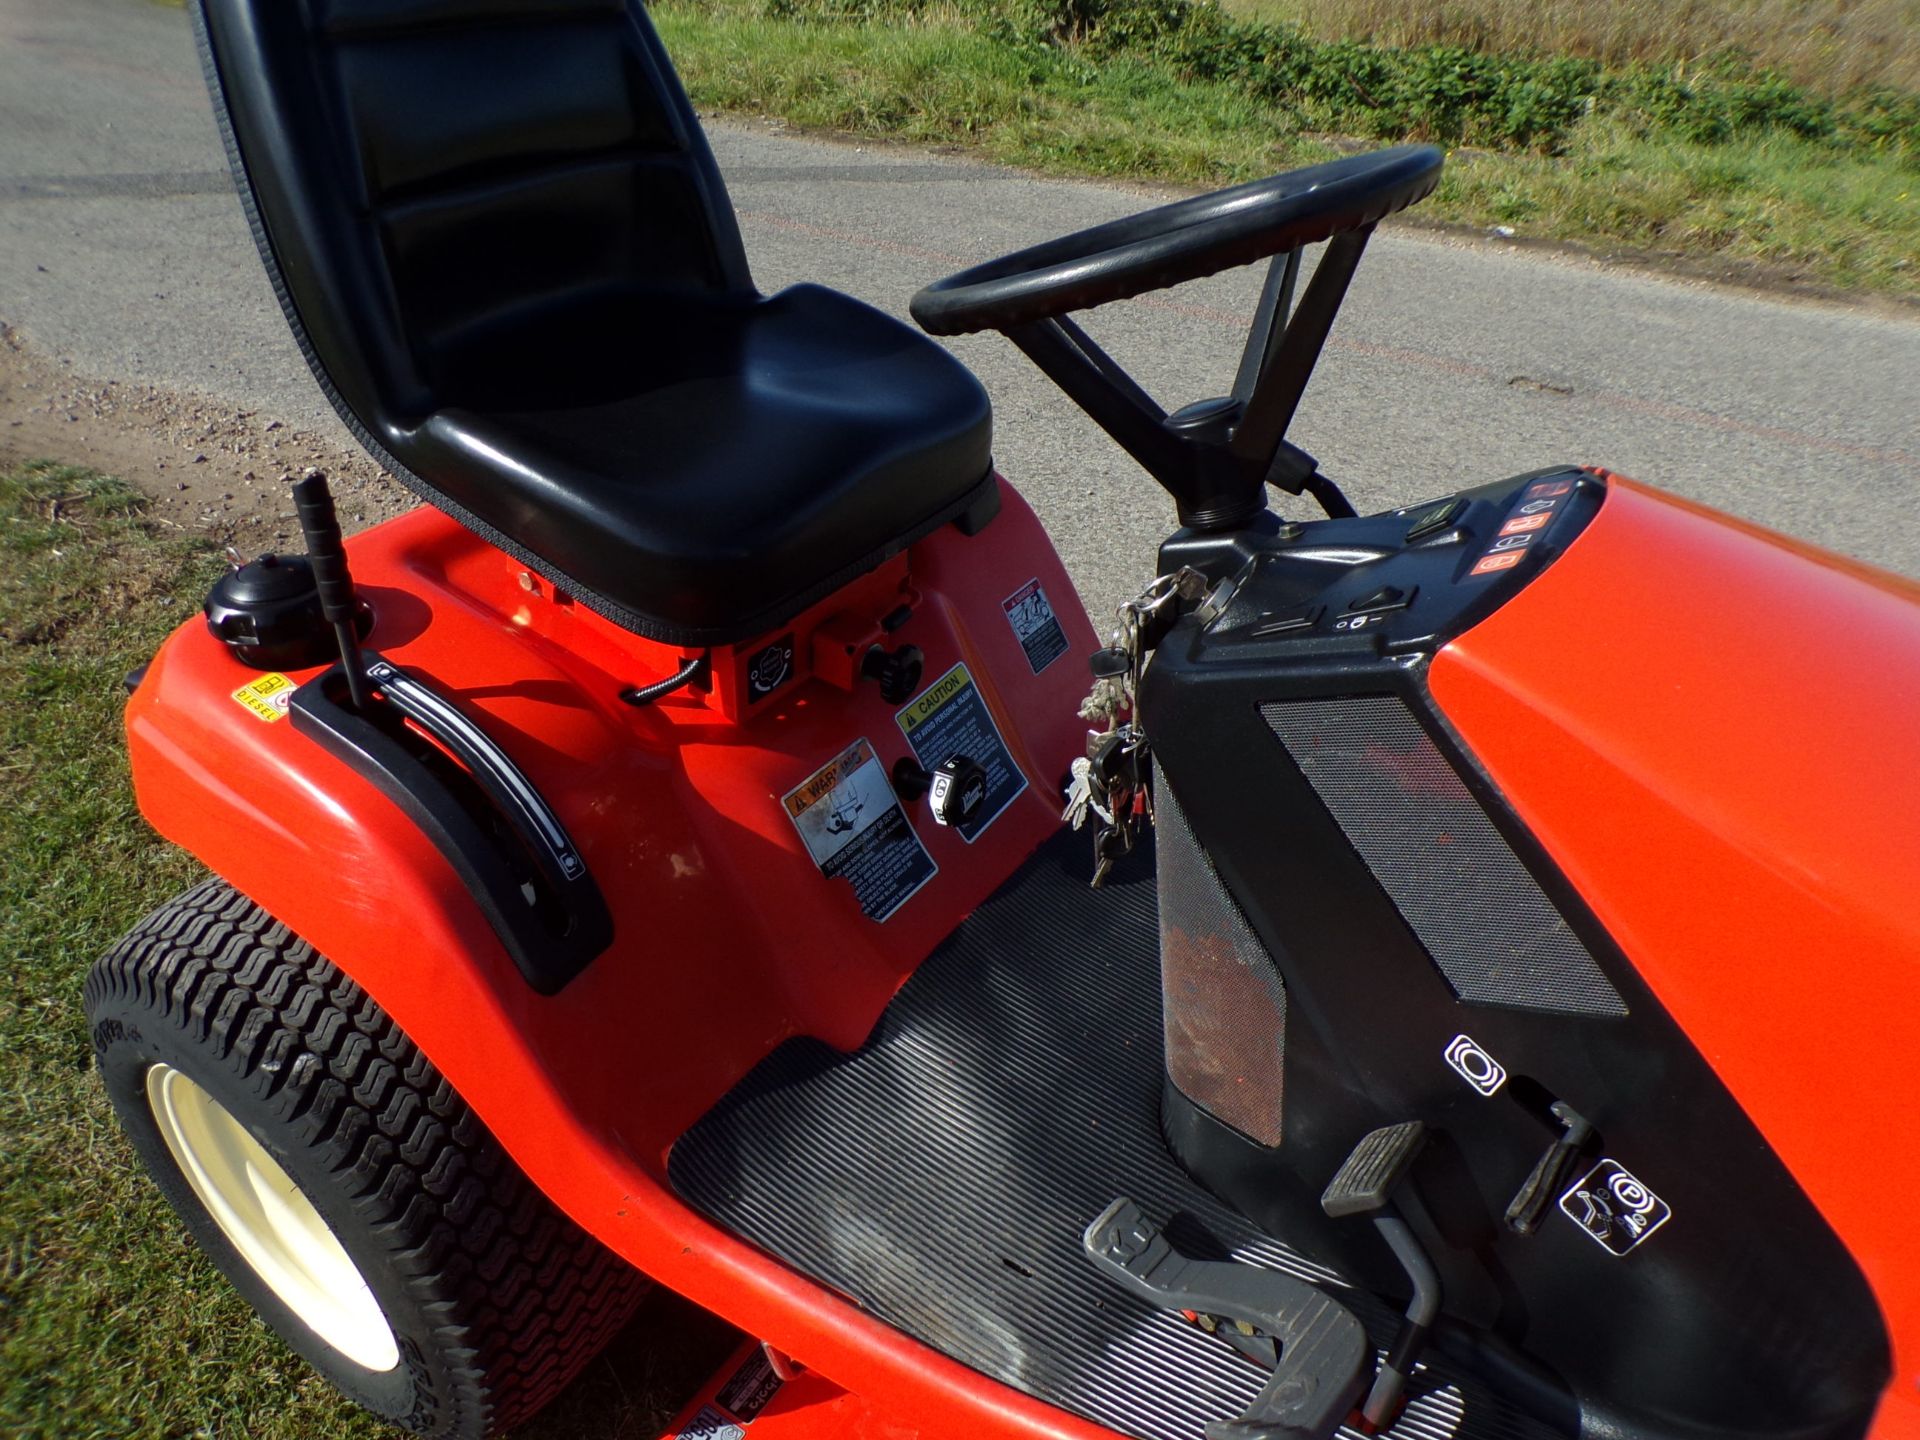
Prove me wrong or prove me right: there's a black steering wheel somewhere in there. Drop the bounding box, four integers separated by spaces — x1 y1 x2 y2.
910 145 1443 337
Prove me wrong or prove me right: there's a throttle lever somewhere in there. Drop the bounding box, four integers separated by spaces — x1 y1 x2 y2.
290 470 371 712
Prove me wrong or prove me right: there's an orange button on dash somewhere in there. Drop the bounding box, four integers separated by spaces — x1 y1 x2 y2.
1470 552 1524 576
1500 513 1550 537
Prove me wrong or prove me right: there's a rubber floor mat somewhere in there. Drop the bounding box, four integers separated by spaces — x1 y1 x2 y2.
670 830 1561 1440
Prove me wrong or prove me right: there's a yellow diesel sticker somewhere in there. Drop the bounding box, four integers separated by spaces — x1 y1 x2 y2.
230 672 296 723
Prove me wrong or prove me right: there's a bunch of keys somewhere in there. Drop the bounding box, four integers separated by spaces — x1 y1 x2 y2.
1063 725 1151 886
1065 568 1209 886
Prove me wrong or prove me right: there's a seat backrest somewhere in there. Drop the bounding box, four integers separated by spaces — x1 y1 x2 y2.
194 0 753 424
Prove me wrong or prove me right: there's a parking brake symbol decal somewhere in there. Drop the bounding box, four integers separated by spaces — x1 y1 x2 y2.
1443 1034 1508 1096
1559 1159 1671 1256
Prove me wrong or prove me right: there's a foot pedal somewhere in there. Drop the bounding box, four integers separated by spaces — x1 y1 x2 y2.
1084 1198 1369 1440
1322 1120 1425 1219
1320 1123 1440 1432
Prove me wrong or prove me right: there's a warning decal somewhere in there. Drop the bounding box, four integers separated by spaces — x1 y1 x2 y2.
1002 578 1069 674
713 1350 783 1421
784 738 937 922
230 672 295 723
676 1407 744 1440
672 1349 785 1440
896 663 1027 843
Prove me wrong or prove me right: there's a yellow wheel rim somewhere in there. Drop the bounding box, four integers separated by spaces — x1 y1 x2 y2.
145 1063 400 1372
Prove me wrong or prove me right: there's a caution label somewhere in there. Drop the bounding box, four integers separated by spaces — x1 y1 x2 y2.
784 738 937 922
714 1350 783 1421
1002 578 1068 674
673 1349 785 1440
230 672 295 723
676 1408 744 1440
896 663 1027 843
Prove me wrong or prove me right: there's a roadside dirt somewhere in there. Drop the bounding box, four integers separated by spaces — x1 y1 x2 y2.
0 325 411 552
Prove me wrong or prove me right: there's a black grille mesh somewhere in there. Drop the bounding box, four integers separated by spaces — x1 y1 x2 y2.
1263 695 1627 1018
1157 772 1289 1147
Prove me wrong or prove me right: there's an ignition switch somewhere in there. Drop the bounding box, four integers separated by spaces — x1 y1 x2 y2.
892 754 989 828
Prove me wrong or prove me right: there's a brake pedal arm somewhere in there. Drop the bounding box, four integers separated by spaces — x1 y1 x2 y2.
1084 1199 1370 1440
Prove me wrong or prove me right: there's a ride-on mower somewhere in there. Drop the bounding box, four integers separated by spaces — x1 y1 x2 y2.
83 2 1920 1438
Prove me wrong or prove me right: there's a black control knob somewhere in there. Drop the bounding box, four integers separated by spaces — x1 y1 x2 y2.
203 553 332 670
860 642 924 705
928 755 988 828
891 754 989 828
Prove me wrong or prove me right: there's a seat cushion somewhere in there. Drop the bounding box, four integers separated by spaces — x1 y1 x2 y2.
396 284 994 643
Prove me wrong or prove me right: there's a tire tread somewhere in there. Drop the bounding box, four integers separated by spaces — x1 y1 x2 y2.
85 878 645 1438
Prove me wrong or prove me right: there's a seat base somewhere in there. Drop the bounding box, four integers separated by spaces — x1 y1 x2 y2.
391 285 996 646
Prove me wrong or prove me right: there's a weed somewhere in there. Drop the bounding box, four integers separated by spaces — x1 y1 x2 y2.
657 0 1920 295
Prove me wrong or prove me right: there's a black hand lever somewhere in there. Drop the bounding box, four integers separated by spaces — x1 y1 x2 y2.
290 471 372 712
1505 1102 1597 1236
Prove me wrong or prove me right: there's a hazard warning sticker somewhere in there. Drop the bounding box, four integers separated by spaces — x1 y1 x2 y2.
230 672 296 723
713 1349 783 1421
676 1407 744 1440
672 1349 786 1440
1003 578 1068 674
784 738 936 922
896 663 1027 843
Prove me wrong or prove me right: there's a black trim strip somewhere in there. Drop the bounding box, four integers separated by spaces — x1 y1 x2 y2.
364 659 584 879
289 655 612 993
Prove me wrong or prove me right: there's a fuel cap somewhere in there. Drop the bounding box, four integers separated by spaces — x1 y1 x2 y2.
203 552 332 670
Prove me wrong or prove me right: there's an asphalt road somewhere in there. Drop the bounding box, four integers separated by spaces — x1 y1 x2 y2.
3 0 1918 623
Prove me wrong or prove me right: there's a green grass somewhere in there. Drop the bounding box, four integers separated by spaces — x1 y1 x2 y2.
0 461 373 1438
653 0 1920 298
1221 0 1920 98
0 461 727 1437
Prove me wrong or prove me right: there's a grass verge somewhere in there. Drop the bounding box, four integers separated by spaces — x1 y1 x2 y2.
1223 0 1920 97
654 0 1920 298
0 460 377 1439
0 461 725 1437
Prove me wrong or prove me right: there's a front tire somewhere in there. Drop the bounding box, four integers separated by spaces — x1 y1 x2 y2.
84 878 646 1439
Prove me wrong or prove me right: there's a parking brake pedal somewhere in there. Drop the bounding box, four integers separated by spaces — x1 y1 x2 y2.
1321 1122 1441 1431
1084 1199 1369 1440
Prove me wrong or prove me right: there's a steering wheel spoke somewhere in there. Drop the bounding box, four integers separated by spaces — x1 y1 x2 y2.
1227 225 1374 469
1006 317 1187 485
1232 248 1302 407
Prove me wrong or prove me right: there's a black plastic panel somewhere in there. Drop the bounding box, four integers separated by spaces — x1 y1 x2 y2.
289 656 612 992
1139 470 1889 1440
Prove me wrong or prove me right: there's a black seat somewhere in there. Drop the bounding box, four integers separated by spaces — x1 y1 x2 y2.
192 0 993 644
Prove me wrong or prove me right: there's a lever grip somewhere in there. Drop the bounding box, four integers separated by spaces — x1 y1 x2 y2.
291 472 356 626
290 471 372 711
